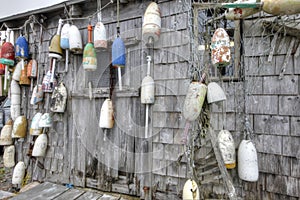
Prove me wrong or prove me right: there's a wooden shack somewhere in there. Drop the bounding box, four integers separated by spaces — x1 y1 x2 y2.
0 0 299 199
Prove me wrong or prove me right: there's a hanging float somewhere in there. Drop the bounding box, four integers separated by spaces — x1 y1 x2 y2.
12 161 26 185
69 24 83 54
12 61 22 81
99 99 114 129
60 22 71 72
94 0 107 50
38 113 53 128
27 53 38 90
32 133 48 157
30 84 44 105
15 35 29 71
218 130 236 169
12 116 27 138
19 62 31 86
42 69 57 93
83 24 97 71
207 82 226 104
182 179 200 200
182 74 207 122
10 80 21 120
3 145 15 168
238 139 259 182
225 0 261 20
211 28 231 68
30 112 43 135
262 0 300 16
50 82 67 113
142 2 161 44
0 119 13 145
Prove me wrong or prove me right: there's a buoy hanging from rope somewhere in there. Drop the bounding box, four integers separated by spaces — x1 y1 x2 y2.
69 24 83 54
0 119 13 145
42 69 57 93
30 84 44 105
60 22 70 72
238 139 259 182
99 99 114 129
112 0 125 91
211 28 231 68
38 113 53 128
50 82 67 113
142 2 161 44
10 80 21 120
49 19 63 86
19 62 31 86
207 82 226 104
32 133 48 157
30 112 43 135
182 74 207 122
225 0 261 20
15 35 29 70
0 29 15 90
12 61 22 81
12 161 26 185
3 145 15 168
27 46 38 90
12 116 27 138
262 0 300 15
83 24 97 71
218 130 236 169
94 0 107 50
182 179 200 200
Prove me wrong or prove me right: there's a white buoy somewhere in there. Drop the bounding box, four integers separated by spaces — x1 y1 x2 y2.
211 28 231 67
60 23 71 73
262 0 300 15
69 25 83 54
207 82 226 104
142 2 161 43
12 61 22 81
12 161 26 185
0 120 13 145
238 139 259 182
30 84 44 105
12 116 27 138
182 179 200 200
99 99 114 129
4 145 15 168
38 113 53 128
32 133 48 157
50 82 67 113
30 112 43 135
218 130 236 169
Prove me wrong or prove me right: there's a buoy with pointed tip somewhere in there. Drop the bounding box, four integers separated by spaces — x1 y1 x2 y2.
142 2 161 43
4 145 15 168
12 161 26 185
32 133 48 157
182 74 207 122
30 84 44 105
99 99 114 129
218 130 236 169
30 112 43 135
225 0 261 20
69 25 83 54
238 139 259 182
182 179 200 200
12 116 27 138
211 28 231 67
50 82 67 113
38 113 52 128
262 0 300 16
207 82 226 104
10 80 21 120
0 119 13 145
83 25 97 71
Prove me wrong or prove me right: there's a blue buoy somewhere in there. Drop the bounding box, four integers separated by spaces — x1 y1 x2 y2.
15 36 29 59
112 37 125 68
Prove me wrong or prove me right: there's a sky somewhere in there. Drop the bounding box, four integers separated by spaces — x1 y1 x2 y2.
0 0 69 20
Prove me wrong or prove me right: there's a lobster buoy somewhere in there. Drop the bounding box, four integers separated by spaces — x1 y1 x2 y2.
32 133 48 157
12 61 22 81
99 99 114 129
42 70 57 92
141 75 155 104
0 41 15 66
69 25 83 54
112 37 126 68
182 179 200 200
211 28 231 68
225 0 261 20
83 25 97 71
60 23 70 49
38 113 52 128
10 80 21 120
218 130 236 169
12 116 27 138
182 79 207 122
49 21 63 60
12 161 25 185
3 145 15 168
30 84 44 105
50 82 67 113
30 112 43 135
142 2 161 43
238 139 259 182
27 59 38 80
262 0 300 15
15 35 29 61
19 63 31 86
0 119 13 145
94 21 107 50
207 82 226 104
